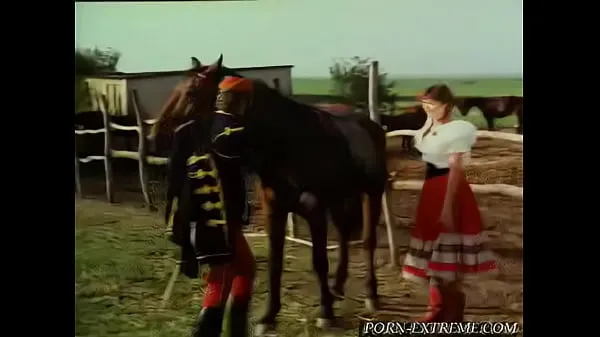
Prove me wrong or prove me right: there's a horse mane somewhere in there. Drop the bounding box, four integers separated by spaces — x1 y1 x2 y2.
249 80 327 128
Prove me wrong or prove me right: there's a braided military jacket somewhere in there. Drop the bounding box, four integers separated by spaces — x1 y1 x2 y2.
165 111 249 276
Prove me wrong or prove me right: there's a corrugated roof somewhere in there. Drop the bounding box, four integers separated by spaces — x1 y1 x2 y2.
87 64 294 80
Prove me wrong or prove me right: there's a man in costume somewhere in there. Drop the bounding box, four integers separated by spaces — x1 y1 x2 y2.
165 76 256 337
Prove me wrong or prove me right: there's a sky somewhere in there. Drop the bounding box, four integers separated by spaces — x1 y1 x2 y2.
75 0 522 78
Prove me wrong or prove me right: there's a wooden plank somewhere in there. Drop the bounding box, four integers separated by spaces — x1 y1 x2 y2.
132 89 153 210
386 129 523 143
111 150 139 160
75 135 82 198
147 156 168 166
368 60 397 267
78 155 106 163
75 128 105 135
100 95 115 203
110 151 167 165
368 61 380 124
110 123 140 132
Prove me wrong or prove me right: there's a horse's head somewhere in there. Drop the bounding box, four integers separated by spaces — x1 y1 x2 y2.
150 55 224 138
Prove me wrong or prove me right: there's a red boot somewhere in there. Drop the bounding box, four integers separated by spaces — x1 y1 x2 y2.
418 285 444 322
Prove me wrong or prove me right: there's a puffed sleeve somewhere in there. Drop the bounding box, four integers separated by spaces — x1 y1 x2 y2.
445 121 477 154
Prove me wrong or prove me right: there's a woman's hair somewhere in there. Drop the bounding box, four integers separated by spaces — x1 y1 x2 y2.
414 84 456 145
422 84 455 115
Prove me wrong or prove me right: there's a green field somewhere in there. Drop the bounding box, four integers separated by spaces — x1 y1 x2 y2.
292 77 522 130
292 77 523 97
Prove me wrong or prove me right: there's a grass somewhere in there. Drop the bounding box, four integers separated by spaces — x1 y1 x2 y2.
75 200 205 337
292 77 523 97
75 199 353 337
76 189 522 336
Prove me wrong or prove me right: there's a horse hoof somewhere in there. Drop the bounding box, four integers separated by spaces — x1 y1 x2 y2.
364 298 379 313
254 323 277 337
315 318 335 329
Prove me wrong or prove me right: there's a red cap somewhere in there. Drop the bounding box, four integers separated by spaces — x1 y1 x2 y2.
218 76 253 93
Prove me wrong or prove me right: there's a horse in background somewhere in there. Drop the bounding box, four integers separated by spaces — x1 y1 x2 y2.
454 96 523 134
380 105 427 152
183 56 388 334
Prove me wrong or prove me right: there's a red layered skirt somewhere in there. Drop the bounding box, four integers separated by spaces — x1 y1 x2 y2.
402 172 498 284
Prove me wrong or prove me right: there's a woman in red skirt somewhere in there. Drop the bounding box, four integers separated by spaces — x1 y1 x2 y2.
402 84 498 322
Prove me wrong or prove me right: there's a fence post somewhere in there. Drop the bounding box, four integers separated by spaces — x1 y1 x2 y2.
368 61 380 124
75 134 82 198
132 89 154 210
368 60 398 267
100 95 115 203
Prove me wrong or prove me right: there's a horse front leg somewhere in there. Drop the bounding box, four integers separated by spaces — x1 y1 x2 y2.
515 106 523 134
306 207 336 328
255 202 288 336
485 114 496 132
361 192 381 313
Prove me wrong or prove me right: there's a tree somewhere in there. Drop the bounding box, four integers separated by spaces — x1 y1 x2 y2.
329 56 397 109
75 47 121 112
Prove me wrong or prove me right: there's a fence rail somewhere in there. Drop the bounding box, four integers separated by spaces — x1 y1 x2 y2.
74 90 166 209
385 128 523 198
75 86 524 211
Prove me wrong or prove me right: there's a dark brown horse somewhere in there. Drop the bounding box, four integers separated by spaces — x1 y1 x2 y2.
380 105 427 151
454 96 523 134
164 56 388 334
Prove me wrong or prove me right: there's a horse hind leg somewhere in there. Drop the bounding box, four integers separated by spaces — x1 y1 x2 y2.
306 208 336 329
361 192 382 314
255 202 288 336
330 197 361 300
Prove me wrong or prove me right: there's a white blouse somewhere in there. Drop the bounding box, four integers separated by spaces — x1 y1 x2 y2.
414 120 477 168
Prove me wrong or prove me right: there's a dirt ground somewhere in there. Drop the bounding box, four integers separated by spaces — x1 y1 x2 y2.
250 136 523 335
75 136 523 336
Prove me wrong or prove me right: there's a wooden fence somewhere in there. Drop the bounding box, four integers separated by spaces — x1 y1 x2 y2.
74 89 167 209
75 73 523 257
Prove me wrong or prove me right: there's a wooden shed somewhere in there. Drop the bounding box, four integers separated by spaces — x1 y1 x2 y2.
79 64 294 118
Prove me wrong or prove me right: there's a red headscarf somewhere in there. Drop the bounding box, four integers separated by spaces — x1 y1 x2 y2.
218 76 253 93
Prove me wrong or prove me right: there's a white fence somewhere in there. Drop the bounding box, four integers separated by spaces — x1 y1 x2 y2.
75 90 167 209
